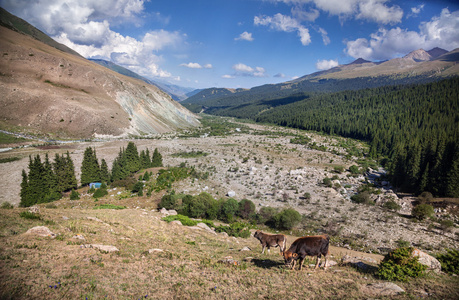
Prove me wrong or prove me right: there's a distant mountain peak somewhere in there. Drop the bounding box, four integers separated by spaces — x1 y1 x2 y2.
427 47 448 59
404 49 431 62
349 58 371 65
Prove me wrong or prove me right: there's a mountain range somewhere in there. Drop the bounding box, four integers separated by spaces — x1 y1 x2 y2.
183 47 459 112
0 7 199 139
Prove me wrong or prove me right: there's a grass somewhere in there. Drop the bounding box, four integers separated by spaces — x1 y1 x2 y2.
0 203 457 300
0 132 27 144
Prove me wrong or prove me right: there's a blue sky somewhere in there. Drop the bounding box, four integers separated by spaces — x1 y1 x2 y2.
1 0 459 89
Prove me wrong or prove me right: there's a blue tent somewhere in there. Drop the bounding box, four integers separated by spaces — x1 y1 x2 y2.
89 182 102 189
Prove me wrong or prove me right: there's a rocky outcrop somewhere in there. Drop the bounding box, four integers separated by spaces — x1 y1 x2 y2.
412 248 442 272
25 226 56 238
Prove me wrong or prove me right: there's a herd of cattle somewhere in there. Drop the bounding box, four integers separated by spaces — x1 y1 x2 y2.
253 230 330 270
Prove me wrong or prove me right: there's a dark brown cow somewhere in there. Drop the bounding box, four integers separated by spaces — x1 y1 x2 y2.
283 235 329 270
253 230 287 255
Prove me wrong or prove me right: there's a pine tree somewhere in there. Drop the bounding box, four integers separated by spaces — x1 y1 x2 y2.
64 152 78 191
111 148 129 181
27 155 46 205
125 142 140 173
19 169 30 207
81 147 101 186
100 159 110 183
140 149 151 169
151 148 163 167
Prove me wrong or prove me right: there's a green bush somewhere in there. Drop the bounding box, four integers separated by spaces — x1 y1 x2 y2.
93 204 126 210
111 177 136 190
376 247 427 282
349 165 361 174
383 200 401 211
439 219 455 231
435 249 459 275
412 204 434 220
162 214 198 226
215 222 250 238
322 177 332 187
70 189 80 200
351 191 372 204
256 206 278 224
333 166 345 173
159 194 177 210
303 192 311 200
273 208 302 230
93 188 108 199
131 181 144 194
19 211 42 220
220 198 239 222
238 199 255 219
181 192 217 219
1 202 14 209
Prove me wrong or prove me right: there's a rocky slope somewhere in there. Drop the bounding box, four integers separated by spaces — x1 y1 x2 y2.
0 25 200 139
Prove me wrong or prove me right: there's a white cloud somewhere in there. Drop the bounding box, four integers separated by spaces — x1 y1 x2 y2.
273 0 404 24
316 26 330 45
222 74 235 79
180 62 213 69
274 73 286 78
254 13 311 45
411 4 425 15
316 59 339 70
235 31 254 41
345 8 459 60
2 0 182 79
232 63 267 77
203 64 213 69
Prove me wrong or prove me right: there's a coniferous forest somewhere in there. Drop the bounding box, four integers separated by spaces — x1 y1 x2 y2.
20 142 163 207
211 77 459 197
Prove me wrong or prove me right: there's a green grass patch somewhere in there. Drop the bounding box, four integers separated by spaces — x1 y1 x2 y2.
0 132 27 144
93 204 126 210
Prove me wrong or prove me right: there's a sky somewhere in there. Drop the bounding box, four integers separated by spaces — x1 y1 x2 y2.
1 0 459 90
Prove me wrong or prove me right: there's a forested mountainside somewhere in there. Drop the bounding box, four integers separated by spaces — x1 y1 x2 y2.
213 78 459 197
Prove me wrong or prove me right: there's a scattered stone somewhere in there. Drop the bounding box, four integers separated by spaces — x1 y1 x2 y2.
219 232 229 237
25 226 56 238
82 244 119 253
28 206 40 214
362 282 405 297
412 248 442 272
148 248 164 254
227 190 236 197
168 209 177 216
86 216 103 223
218 256 239 266
240 246 251 251
170 220 182 226
62 216 69 220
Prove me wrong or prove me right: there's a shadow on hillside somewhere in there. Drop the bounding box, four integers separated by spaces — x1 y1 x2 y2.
251 258 284 269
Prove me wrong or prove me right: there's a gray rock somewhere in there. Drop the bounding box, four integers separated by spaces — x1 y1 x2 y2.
412 248 442 272
25 226 56 238
28 206 40 214
82 244 119 253
148 248 164 253
227 190 236 197
170 220 182 226
362 282 405 297
72 234 85 240
240 246 251 251
218 256 239 266
168 209 178 216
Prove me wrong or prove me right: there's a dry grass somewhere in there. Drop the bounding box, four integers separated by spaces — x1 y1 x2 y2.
1 201 458 300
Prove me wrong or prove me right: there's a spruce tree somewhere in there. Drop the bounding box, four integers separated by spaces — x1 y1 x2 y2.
100 159 110 183
19 169 30 207
125 142 140 173
151 148 163 167
81 147 101 186
64 152 78 191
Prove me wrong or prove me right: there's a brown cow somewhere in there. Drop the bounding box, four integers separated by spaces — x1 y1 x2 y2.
283 235 329 270
253 230 287 255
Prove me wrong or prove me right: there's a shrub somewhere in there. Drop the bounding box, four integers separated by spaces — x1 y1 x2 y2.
94 204 126 210
215 222 250 238
256 206 278 225
383 200 401 211
273 208 302 230
351 191 371 204
19 211 42 220
70 189 80 200
322 177 332 187
181 192 217 219
238 199 255 219
376 247 427 282
418 191 433 204
159 194 177 210
111 177 136 190
93 188 108 199
220 198 239 222
412 204 434 220
439 219 455 231
303 192 311 200
334 166 345 173
162 214 198 226
435 249 459 275
349 165 361 174
131 181 144 194
1 202 14 209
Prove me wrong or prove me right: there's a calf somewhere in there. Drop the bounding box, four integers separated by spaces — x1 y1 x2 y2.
283 235 329 270
253 230 287 255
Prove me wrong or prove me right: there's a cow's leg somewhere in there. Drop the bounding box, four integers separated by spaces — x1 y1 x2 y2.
267 246 270 254
291 259 296 270
323 252 329 270
314 256 321 270
261 245 266 254
298 257 305 270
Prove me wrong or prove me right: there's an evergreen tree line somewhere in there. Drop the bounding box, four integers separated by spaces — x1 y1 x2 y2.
227 77 458 197
20 152 77 207
20 142 163 207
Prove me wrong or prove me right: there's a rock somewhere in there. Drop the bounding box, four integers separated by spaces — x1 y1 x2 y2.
240 246 251 251
412 248 442 272
168 209 177 216
341 255 377 271
219 232 229 237
87 216 104 223
148 248 164 253
160 208 168 215
28 206 40 214
362 282 405 297
227 191 236 197
218 256 239 266
197 222 217 235
170 220 182 226
62 216 69 220
25 226 56 238
82 244 119 253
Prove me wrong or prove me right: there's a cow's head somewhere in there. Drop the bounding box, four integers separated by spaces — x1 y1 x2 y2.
253 230 261 238
283 251 298 265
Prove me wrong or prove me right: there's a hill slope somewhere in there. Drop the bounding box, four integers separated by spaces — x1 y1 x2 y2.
0 14 199 138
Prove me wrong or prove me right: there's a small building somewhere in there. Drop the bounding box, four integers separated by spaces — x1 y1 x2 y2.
89 182 102 189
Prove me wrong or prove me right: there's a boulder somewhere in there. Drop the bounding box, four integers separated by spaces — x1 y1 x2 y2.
218 256 239 266
82 244 119 253
170 220 182 226
28 206 40 214
240 246 251 251
362 282 405 297
168 209 178 216
227 191 236 197
412 248 441 272
148 248 164 253
25 226 56 238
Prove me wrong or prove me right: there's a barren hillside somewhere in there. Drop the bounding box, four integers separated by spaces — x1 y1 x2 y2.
0 26 200 139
